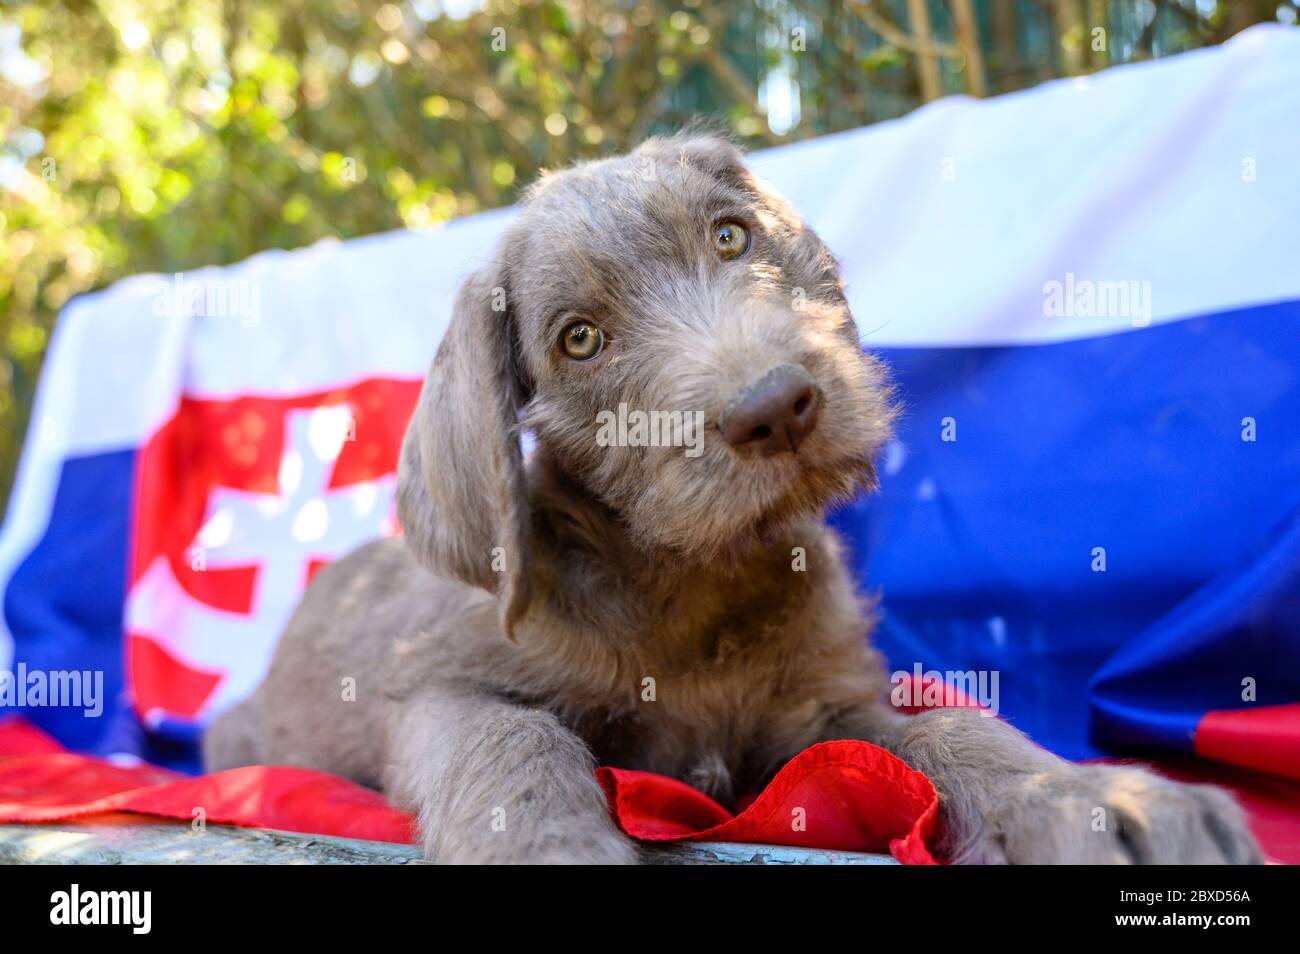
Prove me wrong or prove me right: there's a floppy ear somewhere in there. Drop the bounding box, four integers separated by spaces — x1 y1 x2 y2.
397 266 532 636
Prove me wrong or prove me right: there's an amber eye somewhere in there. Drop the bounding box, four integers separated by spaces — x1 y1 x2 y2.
713 220 750 260
561 320 604 361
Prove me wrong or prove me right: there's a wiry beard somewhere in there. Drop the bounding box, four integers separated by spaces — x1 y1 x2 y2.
625 451 879 566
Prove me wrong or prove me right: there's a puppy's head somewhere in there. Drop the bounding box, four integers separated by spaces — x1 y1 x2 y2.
399 134 894 632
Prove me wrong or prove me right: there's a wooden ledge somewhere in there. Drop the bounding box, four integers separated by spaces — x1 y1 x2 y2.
0 816 897 865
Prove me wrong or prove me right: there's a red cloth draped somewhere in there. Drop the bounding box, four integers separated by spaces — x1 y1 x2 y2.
3 716 1295 863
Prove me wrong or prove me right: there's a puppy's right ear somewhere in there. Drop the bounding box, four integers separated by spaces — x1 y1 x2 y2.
398 266 532 636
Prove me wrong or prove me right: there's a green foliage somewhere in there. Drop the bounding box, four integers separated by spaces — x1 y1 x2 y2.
0 0 1291 509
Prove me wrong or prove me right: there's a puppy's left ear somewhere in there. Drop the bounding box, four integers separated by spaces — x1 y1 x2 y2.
398 265 533 637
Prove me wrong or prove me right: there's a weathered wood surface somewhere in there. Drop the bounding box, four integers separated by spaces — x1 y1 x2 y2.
0 816 896 865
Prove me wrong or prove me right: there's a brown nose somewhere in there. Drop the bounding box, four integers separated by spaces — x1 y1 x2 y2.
720 364 820 455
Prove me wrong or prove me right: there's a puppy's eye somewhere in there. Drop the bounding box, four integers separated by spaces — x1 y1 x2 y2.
713 220 749 260
561 320 604 361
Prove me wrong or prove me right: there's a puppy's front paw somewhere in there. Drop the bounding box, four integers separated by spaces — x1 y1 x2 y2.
947 764 1263 864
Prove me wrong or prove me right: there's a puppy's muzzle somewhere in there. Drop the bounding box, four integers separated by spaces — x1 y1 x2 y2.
720 363 821 456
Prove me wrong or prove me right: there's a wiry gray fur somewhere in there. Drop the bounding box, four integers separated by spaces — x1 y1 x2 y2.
206 135 1262 865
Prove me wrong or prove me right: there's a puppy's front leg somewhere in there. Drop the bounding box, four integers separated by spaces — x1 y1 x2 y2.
387 689 637 864
824 703 1262 864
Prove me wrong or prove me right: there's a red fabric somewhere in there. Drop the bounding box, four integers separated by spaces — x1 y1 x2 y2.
1196 703 1300 781
890 670 983 715
0 718 938 861
598 740 941 864
0 719 415 844
0 718 66 758
3 717 1296 863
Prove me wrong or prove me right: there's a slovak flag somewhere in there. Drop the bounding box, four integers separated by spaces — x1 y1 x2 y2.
0 207 513 766
2 20 1299 832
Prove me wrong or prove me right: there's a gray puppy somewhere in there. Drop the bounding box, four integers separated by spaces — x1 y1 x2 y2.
206 135 1262 865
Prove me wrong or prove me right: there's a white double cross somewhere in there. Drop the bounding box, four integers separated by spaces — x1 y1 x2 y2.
126 405 396 724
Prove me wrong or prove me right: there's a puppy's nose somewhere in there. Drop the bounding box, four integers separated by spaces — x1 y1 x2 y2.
720 364 820 455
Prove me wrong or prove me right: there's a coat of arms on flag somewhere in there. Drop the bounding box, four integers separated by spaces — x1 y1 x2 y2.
125 380 420 729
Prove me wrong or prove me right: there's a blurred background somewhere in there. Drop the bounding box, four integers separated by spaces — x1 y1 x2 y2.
1 0 1296 509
